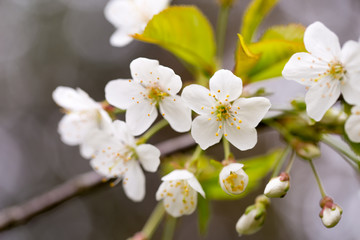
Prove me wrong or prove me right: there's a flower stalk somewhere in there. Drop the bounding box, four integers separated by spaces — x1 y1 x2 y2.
309 159 326 198
141 203 166 239
271 146 292 178
162 215 177 240
216 5 230 64
223 137 231 160
321 134 360 170
138 119 169 144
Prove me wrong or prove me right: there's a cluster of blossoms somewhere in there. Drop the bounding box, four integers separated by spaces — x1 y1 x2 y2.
53 57 270 218
283 22 360 142
51 0 360 236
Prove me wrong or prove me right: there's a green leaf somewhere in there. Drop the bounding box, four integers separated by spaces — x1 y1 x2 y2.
234 34 260 83
235 24 306 82
260 24 306 42
241 0 279 43
133 6 216 74
201 149 283 200
247 39 306 82
197 197 210 235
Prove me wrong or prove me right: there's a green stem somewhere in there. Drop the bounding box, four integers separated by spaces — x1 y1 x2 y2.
142 203 165 239
321 134 360 170
309 159 326 198
284 150 296 173
138 119 168 144
271 145 291 178
223 137 231 160
162 216 177 240
216 5 230 65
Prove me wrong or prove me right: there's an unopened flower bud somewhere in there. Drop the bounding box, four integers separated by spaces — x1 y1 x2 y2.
235 205 266 236
296 142 321 159
319 196 343 228
264 172 290 198
219 163 248 195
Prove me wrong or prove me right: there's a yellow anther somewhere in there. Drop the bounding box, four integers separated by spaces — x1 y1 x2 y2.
216 133 219 136
218 90 220 93
237 126 240 130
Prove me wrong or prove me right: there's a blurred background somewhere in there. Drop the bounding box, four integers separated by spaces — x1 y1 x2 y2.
0 0 360 239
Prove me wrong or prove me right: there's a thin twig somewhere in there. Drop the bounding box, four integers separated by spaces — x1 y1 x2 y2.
0 134 195 232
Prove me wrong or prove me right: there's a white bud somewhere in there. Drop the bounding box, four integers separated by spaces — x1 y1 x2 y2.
320 204 342 228
236 207 265 236
264 173 290 198
219 163 248 195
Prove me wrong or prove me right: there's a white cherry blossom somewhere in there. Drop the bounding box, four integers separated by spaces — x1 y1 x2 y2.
282 21 360 121
52 86 112 158
345 105 360 143
219 163 248 195
182 69 271 150
90 120 160 202
105 0 171 47
156 170 205 217
105 57 191 136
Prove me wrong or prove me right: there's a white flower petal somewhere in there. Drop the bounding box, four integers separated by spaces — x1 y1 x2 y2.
157 65 182 95
135 0 170 15
126 101 158 136
282 53 329 86
161 169 194 181
182 84 215 115
159 96 191 132
224 123 257 151
304 22 341 61
80 128 112 159
156 180 198 217
191 115 222 150
219 163 248 195
111 120 136 146
341 40 360 71
89 140 126 178
105 0 139 27
187 177 206 198
130 58 160 85
136 144 161 172
345 107 360 142
341 80 360 105
209 69 243 102
156 181 167 201
305 78 341 121
232 97 271 128
109 29 135 47
123 160 146 202
58 111 99 146
105 79 145 109
53 86 98 111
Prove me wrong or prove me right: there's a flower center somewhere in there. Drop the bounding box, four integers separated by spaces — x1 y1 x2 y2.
216 104 231 121
147 86 168 105
328 61 346 81
223 171 245 194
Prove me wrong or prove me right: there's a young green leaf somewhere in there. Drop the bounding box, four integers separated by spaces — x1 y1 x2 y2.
241 0 279 43
234 34 260 84
133 6 216 75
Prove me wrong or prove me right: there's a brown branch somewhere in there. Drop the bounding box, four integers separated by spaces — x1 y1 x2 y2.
0 134 195 232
